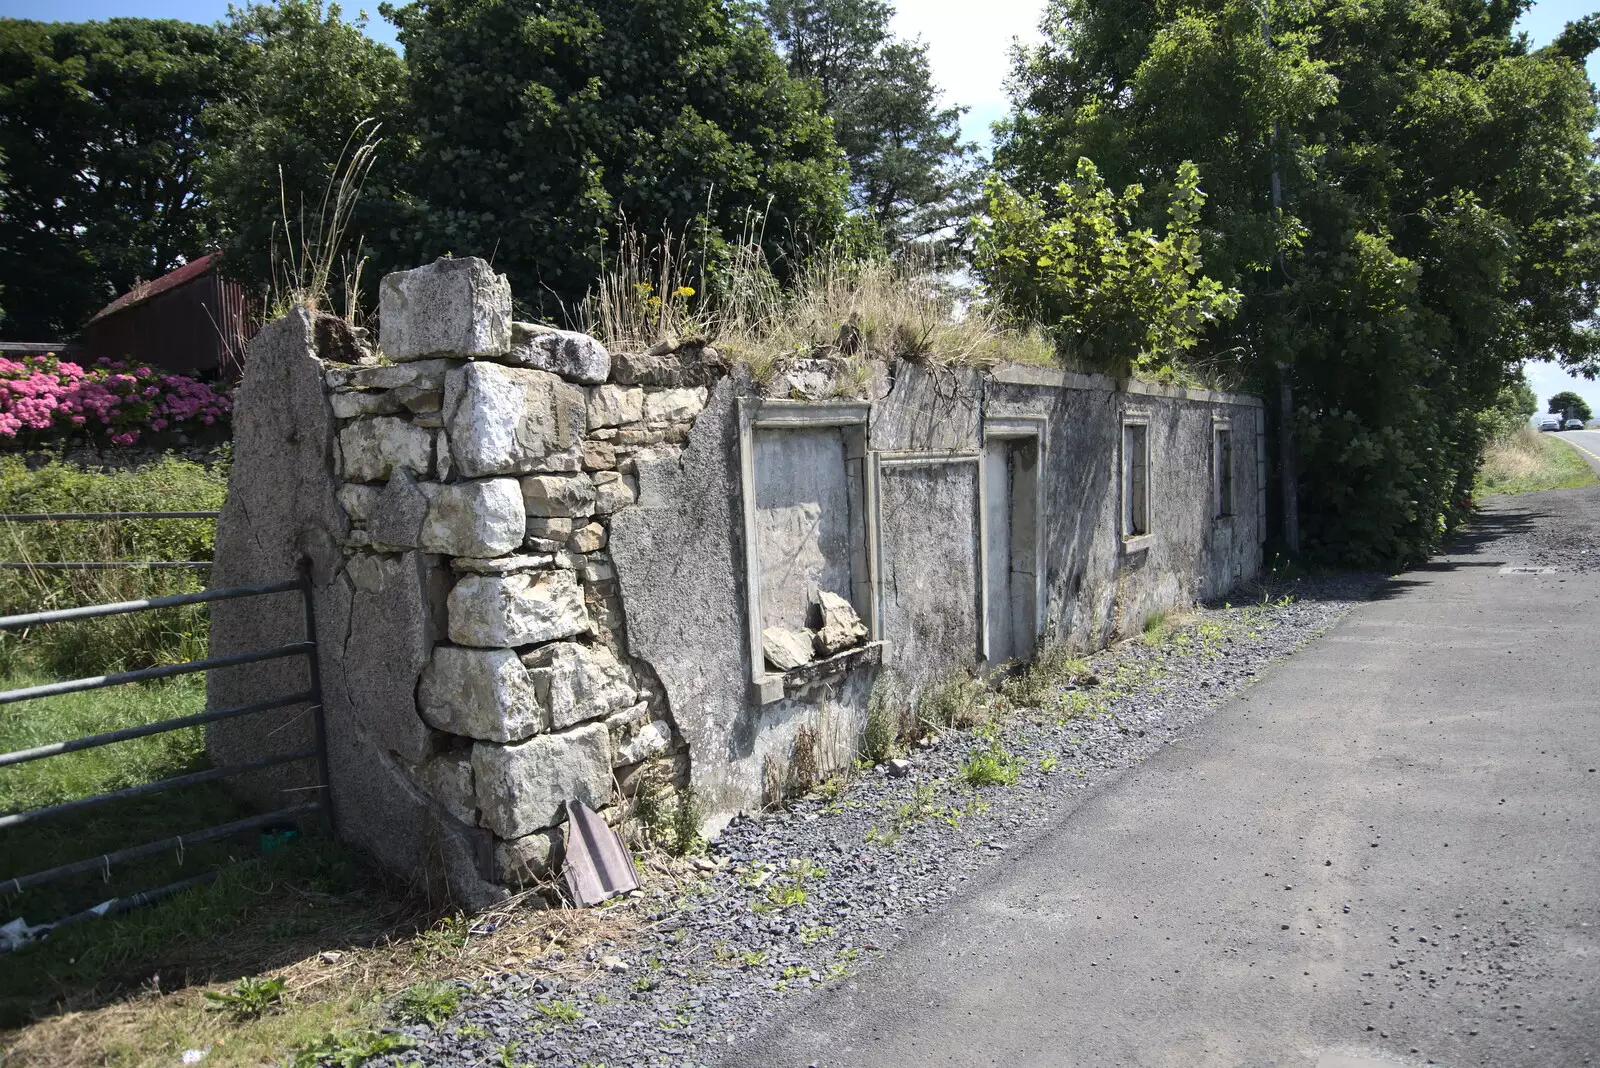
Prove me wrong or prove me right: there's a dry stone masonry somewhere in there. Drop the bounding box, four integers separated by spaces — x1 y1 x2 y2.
209 255 1266 907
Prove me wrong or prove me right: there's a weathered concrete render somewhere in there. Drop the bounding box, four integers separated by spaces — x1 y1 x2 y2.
211 258 1263 899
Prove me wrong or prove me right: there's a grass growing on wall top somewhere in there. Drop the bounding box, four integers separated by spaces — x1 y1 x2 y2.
1475 427 1598 497
577 232 1057 387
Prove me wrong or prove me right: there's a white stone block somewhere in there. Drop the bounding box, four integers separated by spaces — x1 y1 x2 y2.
521 473 597 518
443 362 587 478
587 385 644 429
506 322 611 385
521 640 636 728
338 416 433 483
472 722 612 837
642 386 707 423
447 569 590 648
420 478 525 557
338 483 381 523
379 257 512 360
419 645 545 743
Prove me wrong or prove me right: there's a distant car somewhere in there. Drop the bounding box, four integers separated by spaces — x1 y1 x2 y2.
1566 418 1587 431
1537 414 1561 431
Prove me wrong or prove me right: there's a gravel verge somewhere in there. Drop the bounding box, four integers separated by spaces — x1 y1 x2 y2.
1475 486 1600 574
380 573 1382 1068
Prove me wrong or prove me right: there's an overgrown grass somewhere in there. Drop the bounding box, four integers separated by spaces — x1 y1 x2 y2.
0 454 227 678
577 231 1056 388
1476 426 1598 497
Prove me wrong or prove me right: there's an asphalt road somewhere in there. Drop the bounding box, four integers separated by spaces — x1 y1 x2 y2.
1555 429 1600 475
723 493 1600 1068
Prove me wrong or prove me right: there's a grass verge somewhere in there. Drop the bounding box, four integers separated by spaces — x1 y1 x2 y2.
1476 427 1598 496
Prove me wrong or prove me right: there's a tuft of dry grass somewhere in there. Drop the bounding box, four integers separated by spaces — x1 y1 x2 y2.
576 229 1056 387
1476 426 1598 497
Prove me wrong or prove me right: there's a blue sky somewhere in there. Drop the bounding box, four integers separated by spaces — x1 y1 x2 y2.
4 0 1599 408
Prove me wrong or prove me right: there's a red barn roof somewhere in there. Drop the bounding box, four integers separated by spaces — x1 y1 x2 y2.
87 254 223 325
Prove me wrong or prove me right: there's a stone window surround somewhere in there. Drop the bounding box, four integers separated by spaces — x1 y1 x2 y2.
738 399 878 703
1212 414 1235 519
980 415 1047 665
1120 409 1153 553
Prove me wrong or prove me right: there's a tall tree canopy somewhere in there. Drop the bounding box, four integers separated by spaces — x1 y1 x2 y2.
992 0 1600 567
387 0 850 316
206 1 415 306
1547 390 1593 422
764 0 978 248
0 19 236 339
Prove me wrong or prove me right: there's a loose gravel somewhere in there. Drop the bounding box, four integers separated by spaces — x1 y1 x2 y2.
1476 486 1600 574
381 573 1383 1068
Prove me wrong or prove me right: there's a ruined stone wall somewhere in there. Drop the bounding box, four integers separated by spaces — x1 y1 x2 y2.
210 256 1265 901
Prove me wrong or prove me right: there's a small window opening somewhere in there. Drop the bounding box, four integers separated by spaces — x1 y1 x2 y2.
1122 422 1149 537
1214 427 1234 517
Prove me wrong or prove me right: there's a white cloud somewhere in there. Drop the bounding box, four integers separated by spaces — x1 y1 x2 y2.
889 0 1049 145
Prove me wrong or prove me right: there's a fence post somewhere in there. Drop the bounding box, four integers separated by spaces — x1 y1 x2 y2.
298 558 335 833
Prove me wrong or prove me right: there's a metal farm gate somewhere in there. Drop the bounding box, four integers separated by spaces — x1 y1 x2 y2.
0 512 329 934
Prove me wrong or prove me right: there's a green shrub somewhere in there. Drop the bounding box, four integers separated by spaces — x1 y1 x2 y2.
1000 644 1089 708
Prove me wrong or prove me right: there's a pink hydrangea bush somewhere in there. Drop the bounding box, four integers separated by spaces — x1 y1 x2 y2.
0 354 231 446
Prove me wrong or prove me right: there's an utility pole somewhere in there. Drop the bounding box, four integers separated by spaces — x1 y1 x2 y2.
1263 1 1300 554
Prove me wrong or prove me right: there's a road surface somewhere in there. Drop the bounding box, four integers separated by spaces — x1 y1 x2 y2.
722 491 1600 1068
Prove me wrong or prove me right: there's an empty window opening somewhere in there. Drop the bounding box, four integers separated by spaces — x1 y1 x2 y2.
1214 426 1234 517
1122 421 1149 538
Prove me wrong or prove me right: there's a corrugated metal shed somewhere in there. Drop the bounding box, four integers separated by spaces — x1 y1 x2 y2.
82 254 254 381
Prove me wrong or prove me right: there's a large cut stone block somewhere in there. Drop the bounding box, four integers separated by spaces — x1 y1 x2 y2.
379 257 512 361
415 750 477 825
339 416 433 484
443 362 587 478
520 641 637 729
473 722 612 837
419 645 545 742
521 473 596 518
448 570 590 648
348 358 458 392
495 827 562 886
587 385 644 429
506 322 611 385
421 478 524 557
643 386 707 423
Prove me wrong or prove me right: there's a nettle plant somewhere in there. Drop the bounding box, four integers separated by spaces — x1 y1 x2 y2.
0 353 230 446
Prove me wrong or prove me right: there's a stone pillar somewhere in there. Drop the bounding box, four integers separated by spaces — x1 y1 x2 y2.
209 257 704 905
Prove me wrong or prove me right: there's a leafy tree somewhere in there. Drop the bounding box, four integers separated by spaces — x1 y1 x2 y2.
975 158 1240 378
1547 390 1593 423
0 19 237 339
993 0 1600 568
1478 370 1537 441
385 0 850 317
206 1 415 307
764 0 979 248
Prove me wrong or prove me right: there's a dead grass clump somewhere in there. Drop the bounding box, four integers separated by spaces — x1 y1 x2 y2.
576 227 1056 386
